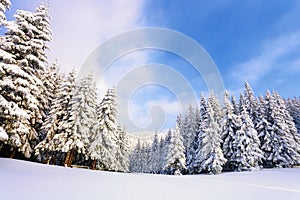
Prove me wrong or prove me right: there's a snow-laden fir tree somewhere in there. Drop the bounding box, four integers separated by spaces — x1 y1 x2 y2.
52 74 98 167
180 106 195 151
232 98 263 171
0 0 10 26
182 105 199 174
193 94 209 172
149 132 161 173
186 107 201 174
261 91 300 167
160 129 172 173
130 141 151 173
231 94 239 115
129 139 143 173
89 88 118 171
32 3 52 112
164 129 172 149
194 101 226 174
158 137 166 173
208 92 223 125
255 95 273 167
285 97 300 133
38 62 61 142
273 92 300 159
243 82 259 125
141 142 151 173
34 70 76 164
0 5 51 158
221 91 240 170
164 123 186 175
115 125 130 172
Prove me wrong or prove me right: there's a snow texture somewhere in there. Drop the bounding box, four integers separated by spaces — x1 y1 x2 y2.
1 158 300 200
0 127 8 141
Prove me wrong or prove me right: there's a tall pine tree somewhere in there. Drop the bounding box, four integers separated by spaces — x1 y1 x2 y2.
0 4 51 158
164 123 186 175
195 101 226 174
34 70 76 164
54 74 98 167
89 88 118 171
260 91 300 167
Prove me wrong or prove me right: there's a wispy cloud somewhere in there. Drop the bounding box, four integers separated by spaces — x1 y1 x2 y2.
48 0 146 72
231 30 300 86
114 62 201 132
126 96 181 133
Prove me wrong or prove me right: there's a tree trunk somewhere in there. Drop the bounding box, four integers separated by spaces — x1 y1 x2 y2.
10 149 16 159
91 160 97 170
51 153 57 165
44 153 50 164
64 151 70 167
64 150 74 167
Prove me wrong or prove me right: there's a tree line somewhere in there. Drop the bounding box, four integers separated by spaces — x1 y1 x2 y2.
130 83 300 175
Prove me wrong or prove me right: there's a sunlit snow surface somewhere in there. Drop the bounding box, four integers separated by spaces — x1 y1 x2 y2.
1 158 300 200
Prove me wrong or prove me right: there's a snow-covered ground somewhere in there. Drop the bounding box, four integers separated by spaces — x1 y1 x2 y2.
1 158 300 200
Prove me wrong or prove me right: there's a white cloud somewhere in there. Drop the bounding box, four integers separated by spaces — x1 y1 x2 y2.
48 0 146 72
231 30 300 86
126 97 181 132
97 51 151 98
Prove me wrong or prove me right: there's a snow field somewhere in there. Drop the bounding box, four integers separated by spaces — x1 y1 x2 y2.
1 158 300 200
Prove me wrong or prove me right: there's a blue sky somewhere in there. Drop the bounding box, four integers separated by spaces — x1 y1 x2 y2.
4 0 300 132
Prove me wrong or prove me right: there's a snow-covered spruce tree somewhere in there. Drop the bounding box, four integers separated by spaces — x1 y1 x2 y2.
244 82 260 126
158 137 166 173
193 94 209 173
186 107 201 174
183 105 198 150
89 88 118 171
273 92 300 159
208 92 223 125
129 139 143 173
115 126 130 172
141 142 151 173
224 93 263 171
34 70 76 164
0 0 12 145
231 94 239 115
51 74 98 167
285 97 300 133
164 129 172 149
182 105 199 174
149 132 161 173
0 0 11 26
37 62 61 142
261 91 300 167
160 129 172 173
164 123 186 175
17 4 52 129
0 6 51 158
255 95 273 166
234 100 263 171
195 101 226 174
32 3 52 117
220 91 240 171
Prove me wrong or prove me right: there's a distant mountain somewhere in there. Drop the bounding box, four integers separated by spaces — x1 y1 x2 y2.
127 131 166 150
